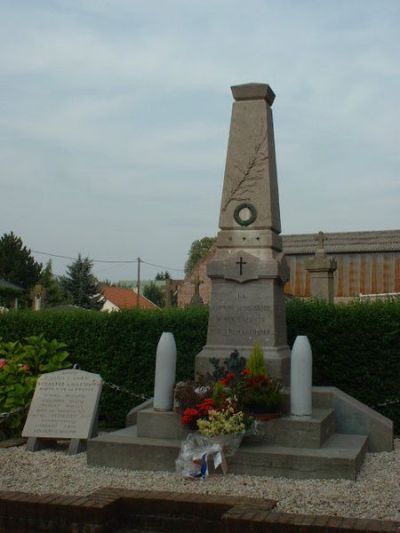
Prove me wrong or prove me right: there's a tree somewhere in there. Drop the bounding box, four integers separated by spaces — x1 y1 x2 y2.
39 260 67 307
61 254 104 310
0 232 42 290
143 281 164 307
155 271 170 280
184 236 216 274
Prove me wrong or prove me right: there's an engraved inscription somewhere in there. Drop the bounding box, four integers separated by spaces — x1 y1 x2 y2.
22 370 102 440
207 282 274 345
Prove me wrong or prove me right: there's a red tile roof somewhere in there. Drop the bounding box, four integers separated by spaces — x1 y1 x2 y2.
102 286 158 310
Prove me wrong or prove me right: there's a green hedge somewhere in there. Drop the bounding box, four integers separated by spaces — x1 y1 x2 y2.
286 299 400 429
0 299 399 430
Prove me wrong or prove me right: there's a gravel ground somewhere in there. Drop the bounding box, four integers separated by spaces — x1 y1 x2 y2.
1 440 400 521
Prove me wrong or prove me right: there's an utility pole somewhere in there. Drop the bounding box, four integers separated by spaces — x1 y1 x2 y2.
136 257 141 308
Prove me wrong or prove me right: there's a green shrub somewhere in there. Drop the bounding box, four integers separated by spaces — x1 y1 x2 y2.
0 335 70 437
246 342 267 377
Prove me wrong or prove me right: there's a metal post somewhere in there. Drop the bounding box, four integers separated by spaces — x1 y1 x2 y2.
136 257 141 307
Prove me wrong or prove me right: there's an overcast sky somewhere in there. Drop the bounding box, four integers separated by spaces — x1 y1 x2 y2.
1 0 399 282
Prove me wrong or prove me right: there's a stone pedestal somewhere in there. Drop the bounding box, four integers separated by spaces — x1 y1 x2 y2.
195 83 290 383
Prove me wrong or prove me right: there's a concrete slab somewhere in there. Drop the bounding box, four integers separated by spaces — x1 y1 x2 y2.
230 434 368 480
87 426 181 471
310 387 393 452
137 409 189 440
87 426 367 480
244 408 336 449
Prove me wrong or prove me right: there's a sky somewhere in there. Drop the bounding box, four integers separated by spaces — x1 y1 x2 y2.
1 0 399 282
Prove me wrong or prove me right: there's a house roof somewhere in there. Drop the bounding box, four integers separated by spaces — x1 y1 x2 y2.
282 229 400 255
0 278 23 292
101 286 158 310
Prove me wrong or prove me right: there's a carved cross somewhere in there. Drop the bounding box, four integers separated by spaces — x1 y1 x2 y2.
236 257 247 275
315 231 327 251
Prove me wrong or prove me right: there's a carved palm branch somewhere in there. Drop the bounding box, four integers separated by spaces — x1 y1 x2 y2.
222 131 268 212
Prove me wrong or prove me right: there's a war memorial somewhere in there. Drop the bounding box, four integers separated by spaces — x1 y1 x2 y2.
87 83 393 480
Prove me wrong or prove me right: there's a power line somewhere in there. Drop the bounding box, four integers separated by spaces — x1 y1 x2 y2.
141 260 185 273
32 250 138 264
31 249 185 273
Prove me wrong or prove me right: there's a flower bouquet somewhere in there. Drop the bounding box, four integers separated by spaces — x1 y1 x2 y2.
217 344 282 420
196 398 246 456
180 382 246 456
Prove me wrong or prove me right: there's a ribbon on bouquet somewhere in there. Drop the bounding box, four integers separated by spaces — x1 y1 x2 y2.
190 445 228 479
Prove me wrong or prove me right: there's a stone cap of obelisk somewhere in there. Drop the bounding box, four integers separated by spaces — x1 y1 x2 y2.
217 82 282 251
231 83 276 105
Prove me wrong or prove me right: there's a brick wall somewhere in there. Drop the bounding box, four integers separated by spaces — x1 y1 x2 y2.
0 488 399 532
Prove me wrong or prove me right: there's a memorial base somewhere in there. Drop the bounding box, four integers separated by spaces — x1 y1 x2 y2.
87 387 392 480
195 345 290 385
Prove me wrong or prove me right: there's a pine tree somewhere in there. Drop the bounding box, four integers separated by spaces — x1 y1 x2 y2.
61 254 104 310
0 232 42 290
39 260 67 307
246 343 267 377
143 281 164 307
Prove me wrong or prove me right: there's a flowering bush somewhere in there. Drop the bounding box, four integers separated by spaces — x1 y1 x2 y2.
216 345 282 412
179 346 281 437
217 367 281 411
0 335 70 438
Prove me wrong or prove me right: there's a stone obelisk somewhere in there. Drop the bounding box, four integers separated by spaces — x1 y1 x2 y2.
195 83 290 383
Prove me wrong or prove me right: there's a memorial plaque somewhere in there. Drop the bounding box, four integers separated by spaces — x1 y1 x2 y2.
22 369 102 442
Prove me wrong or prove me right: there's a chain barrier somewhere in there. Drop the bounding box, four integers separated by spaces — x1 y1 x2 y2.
372 399 400 409
0 405 28 420
102 380 152 402
1 391 399 420
73 363 152 402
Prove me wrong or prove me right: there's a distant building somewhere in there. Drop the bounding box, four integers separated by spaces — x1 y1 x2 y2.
177 229 400 306
101 286 158 311
0 278 23 309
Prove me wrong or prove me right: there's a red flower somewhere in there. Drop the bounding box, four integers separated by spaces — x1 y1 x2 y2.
241 368 250 376
181 408 200 426
197 398 215 415
221 372 235 386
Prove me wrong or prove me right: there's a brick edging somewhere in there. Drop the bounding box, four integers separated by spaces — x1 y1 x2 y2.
0 488 399 532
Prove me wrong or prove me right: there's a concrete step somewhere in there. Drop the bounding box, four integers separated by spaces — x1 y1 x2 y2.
87 427 368 480
244 408 336 449
136 407 336 449
87 426 181 471
230 433 368 480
